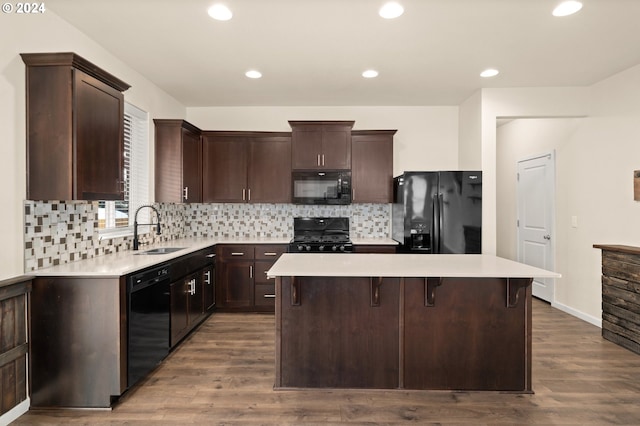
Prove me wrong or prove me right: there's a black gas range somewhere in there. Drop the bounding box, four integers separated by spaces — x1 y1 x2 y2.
289 217 353 253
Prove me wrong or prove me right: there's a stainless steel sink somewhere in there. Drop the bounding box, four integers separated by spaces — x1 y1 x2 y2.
135 247 185 255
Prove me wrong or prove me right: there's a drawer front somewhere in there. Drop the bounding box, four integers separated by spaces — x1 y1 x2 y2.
218 245 255 259
255 283 276 307
254 244 287 260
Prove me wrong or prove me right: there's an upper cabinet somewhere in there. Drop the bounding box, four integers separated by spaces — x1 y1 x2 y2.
289 121 354 170
154 119 202 203
202 131 291 203
21 52 130 201
351 130 396 203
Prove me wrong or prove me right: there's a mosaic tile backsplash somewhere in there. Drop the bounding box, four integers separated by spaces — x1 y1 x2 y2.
24 201 390 271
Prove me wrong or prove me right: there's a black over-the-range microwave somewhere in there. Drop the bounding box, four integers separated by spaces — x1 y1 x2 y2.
292 170 351 205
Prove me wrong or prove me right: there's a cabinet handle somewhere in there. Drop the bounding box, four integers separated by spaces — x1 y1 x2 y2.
317 154 321 166
322 154 325 166
263 294 276 298
248 188 251 201
188 278 196 295
242 189 246 201
250 265 253 279
183 186 189 201
263 252 277 256
231 252 244 256
206 254 216 258
205 271 211 285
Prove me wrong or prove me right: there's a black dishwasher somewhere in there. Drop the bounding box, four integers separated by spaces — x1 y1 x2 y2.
128 264 171 388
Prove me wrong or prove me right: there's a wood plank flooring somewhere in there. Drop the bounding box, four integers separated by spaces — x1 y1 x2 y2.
14 299 640 425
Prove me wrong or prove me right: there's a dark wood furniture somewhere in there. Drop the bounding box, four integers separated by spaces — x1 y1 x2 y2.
594 244 640 354
202 132 292 203
352 244 397 253
351 130 396 203
154 119 202 203
29 245 216 408
216 244 286 312
289 121 354 170
0 276 31 416
21 52 130 201
169 246 216 347
275 275 533 392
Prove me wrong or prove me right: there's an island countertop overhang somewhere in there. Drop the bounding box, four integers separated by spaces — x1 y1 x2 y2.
267 253 561 279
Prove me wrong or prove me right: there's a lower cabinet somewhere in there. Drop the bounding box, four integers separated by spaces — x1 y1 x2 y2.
0 276 31 416
353 244 397 253
217 244 286 312
170 246 216 347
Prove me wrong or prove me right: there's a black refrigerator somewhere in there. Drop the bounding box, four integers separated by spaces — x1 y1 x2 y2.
392 171 482 254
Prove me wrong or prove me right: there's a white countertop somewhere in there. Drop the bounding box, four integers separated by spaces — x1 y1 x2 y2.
267 253 561 278
28 236 410 278
31 237 290 277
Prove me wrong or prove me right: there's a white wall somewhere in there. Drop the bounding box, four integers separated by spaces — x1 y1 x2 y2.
187 106 459 175
0 11 185 280
492 64 640 324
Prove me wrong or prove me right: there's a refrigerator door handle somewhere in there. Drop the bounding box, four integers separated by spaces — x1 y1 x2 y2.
432 193 440 254
438 193 444 253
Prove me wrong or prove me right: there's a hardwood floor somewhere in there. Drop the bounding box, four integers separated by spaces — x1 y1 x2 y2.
14 299 640 425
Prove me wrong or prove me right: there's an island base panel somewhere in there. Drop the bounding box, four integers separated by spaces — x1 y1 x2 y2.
278 276 400 389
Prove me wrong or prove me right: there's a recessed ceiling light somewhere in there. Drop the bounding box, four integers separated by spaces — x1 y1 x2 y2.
208 4 232 21
245 70 262 79
362 70 379 78
480 68 500 78
379 2 404 19
552 1 583 17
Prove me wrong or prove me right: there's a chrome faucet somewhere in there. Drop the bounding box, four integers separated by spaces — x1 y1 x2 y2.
133 205 162 250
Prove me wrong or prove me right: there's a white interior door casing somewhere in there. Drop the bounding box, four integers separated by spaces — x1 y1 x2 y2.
517 152 555 302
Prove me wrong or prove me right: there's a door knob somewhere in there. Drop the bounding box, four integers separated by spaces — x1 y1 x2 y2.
543 235 551 240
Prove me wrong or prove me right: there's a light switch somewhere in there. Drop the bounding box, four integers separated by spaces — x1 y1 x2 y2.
571 216 578 228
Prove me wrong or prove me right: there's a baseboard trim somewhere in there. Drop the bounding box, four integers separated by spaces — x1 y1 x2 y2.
0 398 30 426
552 300 602 328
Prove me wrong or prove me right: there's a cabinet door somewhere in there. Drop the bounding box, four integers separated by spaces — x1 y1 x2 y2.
186 272 204 326
170 280 188 347
292 127 323 169
202 265 215 311
218 260 254 308
248 136 291 203
74 69 124 200
182 128 202 202
202 134 247 202
321 126 351 169
351 132 394 203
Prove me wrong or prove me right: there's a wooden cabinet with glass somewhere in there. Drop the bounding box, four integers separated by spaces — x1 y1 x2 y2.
21 52 130 201
154 119 203 203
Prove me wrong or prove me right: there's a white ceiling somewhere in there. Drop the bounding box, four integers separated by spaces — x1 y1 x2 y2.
47 0 640 107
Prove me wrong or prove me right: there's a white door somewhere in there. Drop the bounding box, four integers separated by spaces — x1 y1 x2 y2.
517 152 555 302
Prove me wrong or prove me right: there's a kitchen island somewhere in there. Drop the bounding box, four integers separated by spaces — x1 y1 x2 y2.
267 253 560 393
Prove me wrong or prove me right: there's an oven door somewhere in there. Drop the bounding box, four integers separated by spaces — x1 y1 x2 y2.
292 171 351 204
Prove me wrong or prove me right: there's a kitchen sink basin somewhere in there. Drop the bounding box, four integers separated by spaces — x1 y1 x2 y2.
135 247 185 255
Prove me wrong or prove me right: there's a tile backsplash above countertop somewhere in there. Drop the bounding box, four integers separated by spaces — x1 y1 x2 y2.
24 201 391 272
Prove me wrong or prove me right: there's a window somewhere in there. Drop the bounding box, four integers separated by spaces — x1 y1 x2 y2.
99 102 149 236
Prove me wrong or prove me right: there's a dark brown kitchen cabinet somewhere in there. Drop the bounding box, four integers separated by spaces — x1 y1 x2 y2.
351 130 396 203
352 244 398 253
202 132 291 203
289 121 354 170
170 246 216 347
21 52 130 201
154 119 202 203
216 244 286 312
0 276 31 416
